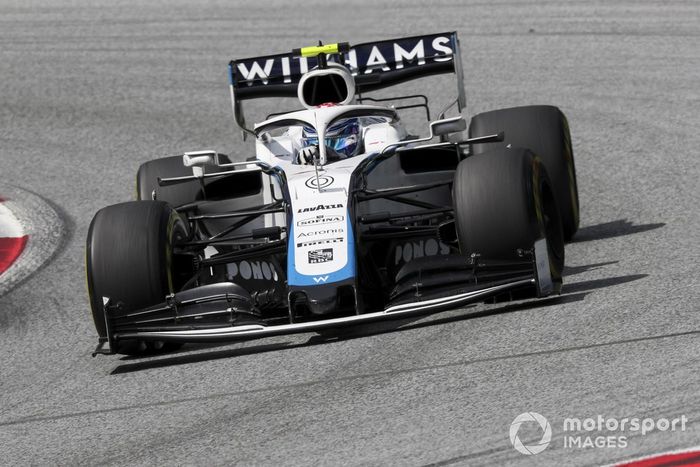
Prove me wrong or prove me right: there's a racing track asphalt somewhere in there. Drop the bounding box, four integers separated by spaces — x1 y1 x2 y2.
0 0 699 465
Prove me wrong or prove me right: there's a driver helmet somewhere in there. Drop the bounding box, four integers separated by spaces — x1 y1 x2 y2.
302 118 361 158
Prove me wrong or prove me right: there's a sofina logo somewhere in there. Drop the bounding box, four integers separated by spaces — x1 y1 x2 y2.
297 215 344 227
510 412 552 455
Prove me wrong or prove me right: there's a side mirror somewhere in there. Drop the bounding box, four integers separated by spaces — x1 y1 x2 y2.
430 116 467 137
380 116 468 156
183 150 217 177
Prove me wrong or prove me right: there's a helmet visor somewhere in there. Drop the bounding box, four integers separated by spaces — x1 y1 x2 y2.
303 118 361 158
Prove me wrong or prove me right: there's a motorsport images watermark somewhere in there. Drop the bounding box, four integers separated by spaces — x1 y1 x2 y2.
509 412 688 455
510 412 552 455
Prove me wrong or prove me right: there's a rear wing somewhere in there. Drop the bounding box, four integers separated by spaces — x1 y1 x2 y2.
228 32 466 135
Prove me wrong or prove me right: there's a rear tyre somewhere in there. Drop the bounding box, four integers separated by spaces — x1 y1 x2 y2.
452 147 564 282
136 155 202 207
86 201 188 353
469 105 579 240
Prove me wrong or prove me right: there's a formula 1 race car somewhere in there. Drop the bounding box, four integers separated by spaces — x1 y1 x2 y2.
87 32 579 355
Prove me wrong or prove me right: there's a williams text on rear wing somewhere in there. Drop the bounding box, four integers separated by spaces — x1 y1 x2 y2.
228 32 466 134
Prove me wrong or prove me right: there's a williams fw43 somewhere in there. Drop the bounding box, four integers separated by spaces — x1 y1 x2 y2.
86 32 579 355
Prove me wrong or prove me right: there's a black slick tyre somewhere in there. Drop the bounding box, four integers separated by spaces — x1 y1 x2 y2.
469 105 579 240
452 147 564 282
85 200 188 353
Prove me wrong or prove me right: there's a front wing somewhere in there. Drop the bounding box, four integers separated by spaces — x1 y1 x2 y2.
93 239 555 355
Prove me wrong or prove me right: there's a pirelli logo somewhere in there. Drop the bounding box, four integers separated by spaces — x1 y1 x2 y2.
297 237 344 248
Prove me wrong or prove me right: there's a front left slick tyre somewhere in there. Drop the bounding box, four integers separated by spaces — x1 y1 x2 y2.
452 147 565 285
85 201 188 352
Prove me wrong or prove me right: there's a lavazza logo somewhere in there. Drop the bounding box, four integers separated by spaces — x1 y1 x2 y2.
297 204 343 213
509 412 688 455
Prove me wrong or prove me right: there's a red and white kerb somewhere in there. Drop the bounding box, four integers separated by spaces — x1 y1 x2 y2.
615 448 700 467
0 197 28 276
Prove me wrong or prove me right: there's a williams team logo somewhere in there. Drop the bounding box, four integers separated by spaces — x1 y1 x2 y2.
232 33 454 86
